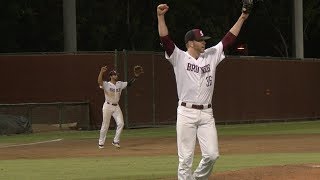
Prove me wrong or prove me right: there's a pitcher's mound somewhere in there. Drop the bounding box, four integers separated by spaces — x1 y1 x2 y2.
212 164 320 180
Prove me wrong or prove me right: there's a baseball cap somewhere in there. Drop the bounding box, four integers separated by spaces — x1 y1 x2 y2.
109 70 118 76
184 29 211 43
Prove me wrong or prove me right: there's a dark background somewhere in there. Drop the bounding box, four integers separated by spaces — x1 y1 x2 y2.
0 0 320 129
0 0 319 58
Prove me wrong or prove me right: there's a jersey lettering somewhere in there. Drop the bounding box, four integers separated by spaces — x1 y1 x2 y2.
109 88 121 92
187 63 211 74
187 63 200 73
201 64 210 73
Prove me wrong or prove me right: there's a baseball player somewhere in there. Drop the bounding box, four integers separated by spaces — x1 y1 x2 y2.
97 65 143 149
157 4 250 179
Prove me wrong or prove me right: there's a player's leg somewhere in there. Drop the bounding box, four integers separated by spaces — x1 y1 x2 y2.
111 105 124 147
193 108 219 179
176 106 198 180
98 103 113 148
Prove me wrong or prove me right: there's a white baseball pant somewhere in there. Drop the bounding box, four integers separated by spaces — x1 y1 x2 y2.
98 102 124 146
176 105 219 180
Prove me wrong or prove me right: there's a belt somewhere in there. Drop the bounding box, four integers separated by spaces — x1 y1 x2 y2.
181 102 212 110
107 102 118 106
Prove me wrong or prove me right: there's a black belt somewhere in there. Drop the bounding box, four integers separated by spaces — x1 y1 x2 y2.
181 102 211 110
107 102 118 106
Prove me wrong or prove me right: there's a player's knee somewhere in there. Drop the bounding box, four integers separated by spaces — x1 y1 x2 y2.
117 122 124 129
207 152 219 162
179 162 192 170
179 156 193 169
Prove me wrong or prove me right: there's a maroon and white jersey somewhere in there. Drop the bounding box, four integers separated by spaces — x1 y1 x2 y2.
101 81 128 104
165 42 225 105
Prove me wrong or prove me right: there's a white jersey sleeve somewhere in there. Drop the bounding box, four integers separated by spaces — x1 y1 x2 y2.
120 81 128 90
205 42 225 66
101 81 109 90
165 45 183 67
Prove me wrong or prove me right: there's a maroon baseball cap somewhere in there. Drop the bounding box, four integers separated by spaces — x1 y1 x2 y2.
184 29 211 43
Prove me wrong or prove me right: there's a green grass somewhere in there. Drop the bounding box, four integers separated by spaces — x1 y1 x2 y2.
1 120 320 179
1 120 320 143
0 153 319 180
214 153 320 172
217 120 320 136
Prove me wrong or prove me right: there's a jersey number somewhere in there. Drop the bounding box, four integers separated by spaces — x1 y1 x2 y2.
206 76 212 87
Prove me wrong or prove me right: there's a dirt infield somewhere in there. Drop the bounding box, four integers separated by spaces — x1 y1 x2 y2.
1 134 320 179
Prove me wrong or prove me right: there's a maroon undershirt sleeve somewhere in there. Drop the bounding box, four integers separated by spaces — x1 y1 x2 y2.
221 31 237 51
160 35 175 57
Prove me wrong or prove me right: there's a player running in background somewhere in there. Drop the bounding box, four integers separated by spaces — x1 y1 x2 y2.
157 3 250 179
97 65 143 149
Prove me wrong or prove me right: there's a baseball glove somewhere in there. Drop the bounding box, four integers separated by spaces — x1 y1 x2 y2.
242 0 254 14
133 65 144 77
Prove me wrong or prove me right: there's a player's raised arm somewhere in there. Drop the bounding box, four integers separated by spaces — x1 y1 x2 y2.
157 4 175 56
229 12 249 37
221 13 249 51
127 65 144 87
157 4 169 37
98 66 107 87
222 2 250 51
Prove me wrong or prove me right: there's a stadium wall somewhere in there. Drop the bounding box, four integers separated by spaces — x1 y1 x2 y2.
1 52 319 129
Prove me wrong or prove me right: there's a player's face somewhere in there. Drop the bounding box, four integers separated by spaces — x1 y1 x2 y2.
111 74 118 81
193 40 206 53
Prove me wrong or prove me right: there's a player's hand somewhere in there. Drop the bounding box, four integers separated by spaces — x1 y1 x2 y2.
157 4 169 16
100 66 107 73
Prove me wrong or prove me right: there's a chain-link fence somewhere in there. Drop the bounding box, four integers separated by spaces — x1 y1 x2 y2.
0 102 90 133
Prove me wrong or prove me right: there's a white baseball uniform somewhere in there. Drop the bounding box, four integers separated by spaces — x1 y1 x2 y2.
98 81 127 146
165 42 225 179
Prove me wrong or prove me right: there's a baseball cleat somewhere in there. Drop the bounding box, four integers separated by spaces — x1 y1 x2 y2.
112 141 120 148
98 144 104 149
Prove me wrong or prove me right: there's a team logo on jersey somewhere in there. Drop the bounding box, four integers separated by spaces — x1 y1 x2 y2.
110 88 121 92
187 63 210 73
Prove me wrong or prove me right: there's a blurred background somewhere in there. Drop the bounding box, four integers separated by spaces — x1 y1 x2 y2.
0 0 319 58
0 0 320 134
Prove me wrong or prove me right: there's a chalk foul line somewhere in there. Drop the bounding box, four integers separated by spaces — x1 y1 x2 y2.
0 138 63 149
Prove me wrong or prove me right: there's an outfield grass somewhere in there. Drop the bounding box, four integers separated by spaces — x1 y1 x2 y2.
0 120 320 179
1 120 320 143
217 120 320 136
1 153 320 180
